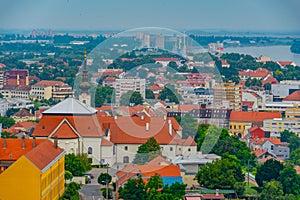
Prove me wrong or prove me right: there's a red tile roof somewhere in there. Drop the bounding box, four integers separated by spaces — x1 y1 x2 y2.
25 140 64 171
258 155 283 163
12 108 34 117
0 138 46 161
153 58 179 62
50 120 79 139
178 104 200 112
254 149 268 157
200 194 225 199
34 80 67 87
150 84 164 91
284 90 300 101
147 156 170 165
277 61 294 66
295 166 300 175
230 111 281 122
32 115 104 137
239 68 271 78
242 101 254 109
99 116 186 145
117 164 181 185
101 138 113 146
252 137 281 145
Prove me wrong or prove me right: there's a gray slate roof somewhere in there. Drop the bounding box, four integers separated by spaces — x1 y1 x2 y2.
43 98 97 115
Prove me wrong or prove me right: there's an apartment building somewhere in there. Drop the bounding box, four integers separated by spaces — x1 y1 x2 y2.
31 80 73 100
214 81 242 111
115 78 146 103
263 118 300 137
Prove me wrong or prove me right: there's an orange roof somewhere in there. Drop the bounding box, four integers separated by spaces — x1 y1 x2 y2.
150 84 164 91
32 115 104 137
0 138 46 161
259 155 283 163
50 121 79 139
153 57 179 62
178 104 200 112
147 156 170 165
294 166 300 175
100 116 184 145
239 68 271 78
277 61 293 66
248 126 260 132
117 164 181 185
252 137 281 145
254 149 268 157
101 138 113 146
25 140 64 171
284 90 300 101
230 111 281 122
34 80 66 87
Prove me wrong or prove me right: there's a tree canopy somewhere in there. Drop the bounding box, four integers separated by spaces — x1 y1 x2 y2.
65 154 91 176
255 159 284 187
95 86 115 107
133 137 161 164
158 84 182 104
120 90 144 106
195 156 244 189
98 172 112 186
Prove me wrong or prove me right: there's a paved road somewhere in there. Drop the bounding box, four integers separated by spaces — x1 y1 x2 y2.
79 185 101 200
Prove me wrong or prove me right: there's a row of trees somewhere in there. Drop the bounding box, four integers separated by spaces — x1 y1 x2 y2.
119 175 186 200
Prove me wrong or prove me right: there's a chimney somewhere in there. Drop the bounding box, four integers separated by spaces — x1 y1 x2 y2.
163 115 167 121
146 123 149 131
32 136 36 148
169 122 172 136
22 134 26 149
3 136 6 149
114 115 118 120
216 189 219 196
168 119 171 124
141 115 144 120
54 136 58 149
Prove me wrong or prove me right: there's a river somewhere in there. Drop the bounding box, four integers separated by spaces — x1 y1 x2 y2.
224 45 300 66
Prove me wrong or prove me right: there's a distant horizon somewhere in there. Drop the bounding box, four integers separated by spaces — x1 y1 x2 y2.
1 0 300 34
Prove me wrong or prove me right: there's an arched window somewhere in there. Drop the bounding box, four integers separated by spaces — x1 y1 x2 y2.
123 156 129 163
88 147 93 154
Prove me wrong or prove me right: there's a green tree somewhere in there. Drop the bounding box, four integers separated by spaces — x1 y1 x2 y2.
280 130 294 142
255 159 284 187
65 154 87 176
0 116 15 128
158 84 182 104
1 131 17 138
98 173 112 186
100 188 112 199
288 134 300 152
195 157 244 189
279 166 300 195
119 176 147 200
176 114 198 139
120 90 144 106
65 170 73 181
94 86 115 107
290 147 300 165
145 89 155 99
133 137 161 164
61 182 81 200
259 180 284 200
145 175 163 200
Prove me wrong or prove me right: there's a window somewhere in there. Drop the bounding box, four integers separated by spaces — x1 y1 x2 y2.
271 145 274 150
88 147 93 154
188 148 191 152
123 156 129 163
170 147 173 151
124 146 128 151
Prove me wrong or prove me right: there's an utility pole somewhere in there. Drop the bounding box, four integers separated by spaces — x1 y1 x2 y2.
106 163 109 200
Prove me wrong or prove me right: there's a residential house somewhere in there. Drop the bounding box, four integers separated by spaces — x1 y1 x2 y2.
229 111 281 138
0 138 65 200
239 68 272 80
248 126 265 139
116 164 182 186
250 138 290 160
283 90 300 104
173 153 221 186
11 108 35 122
276 61 296 68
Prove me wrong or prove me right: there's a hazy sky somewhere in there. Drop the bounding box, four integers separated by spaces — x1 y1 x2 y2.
0 0 300 32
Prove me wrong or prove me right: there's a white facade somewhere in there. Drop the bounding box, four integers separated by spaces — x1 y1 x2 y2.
263 118 300 137
115 79 146 103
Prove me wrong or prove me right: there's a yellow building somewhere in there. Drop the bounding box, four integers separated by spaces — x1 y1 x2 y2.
285 104 300 120
0 138 65 200
214 81 242 111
